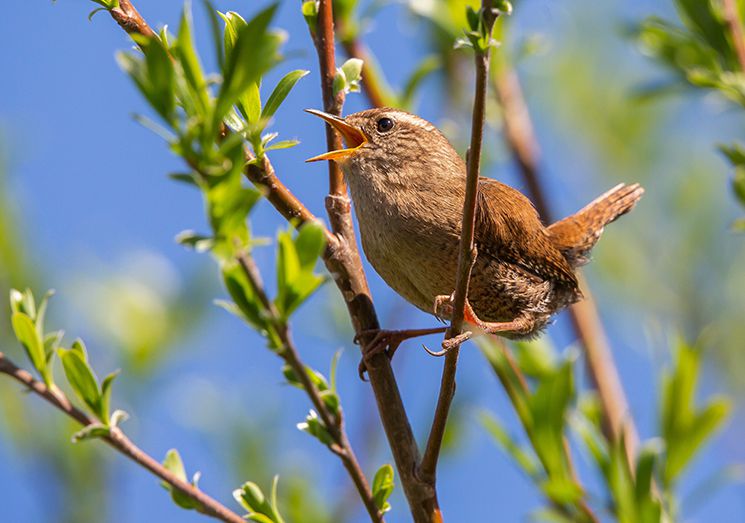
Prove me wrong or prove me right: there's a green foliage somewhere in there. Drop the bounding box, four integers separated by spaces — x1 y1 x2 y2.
234 476 286 523
161 449 205 511
636 1 742 103
636 0 745 224
58 339 120 426
275 222 327 321
660 340 730 488
10 288 56 386
333 58 364 97
371 464 395 514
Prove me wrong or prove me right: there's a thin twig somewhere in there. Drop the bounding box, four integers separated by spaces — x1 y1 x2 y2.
492 65 639 464
109 0 155 38
308 2 436 521
235 253 383 523
0 352 245 523
420 1 498 487
723 0 745 73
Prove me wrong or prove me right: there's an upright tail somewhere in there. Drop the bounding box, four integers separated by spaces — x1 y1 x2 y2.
547 183 644 267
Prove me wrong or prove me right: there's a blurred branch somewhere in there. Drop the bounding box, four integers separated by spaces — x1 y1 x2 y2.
492 63 639 464
0 352 245 523
235 253 383 523
723 0 745 72
307 2 435 521
420 0 498 492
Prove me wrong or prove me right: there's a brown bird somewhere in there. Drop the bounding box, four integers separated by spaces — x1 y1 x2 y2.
307 108 643 361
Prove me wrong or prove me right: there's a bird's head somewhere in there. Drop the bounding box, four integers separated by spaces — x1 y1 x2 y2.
305 108 464 186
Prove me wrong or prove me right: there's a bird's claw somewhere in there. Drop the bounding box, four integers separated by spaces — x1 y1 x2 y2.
355 329 401 381
423 330 473 357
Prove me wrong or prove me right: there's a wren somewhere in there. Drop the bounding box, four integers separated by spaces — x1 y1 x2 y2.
307 108 643 360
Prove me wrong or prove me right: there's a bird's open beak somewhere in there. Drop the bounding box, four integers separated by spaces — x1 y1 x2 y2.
305 109 368 162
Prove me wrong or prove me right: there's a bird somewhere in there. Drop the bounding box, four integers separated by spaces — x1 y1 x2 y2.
306 107 643 364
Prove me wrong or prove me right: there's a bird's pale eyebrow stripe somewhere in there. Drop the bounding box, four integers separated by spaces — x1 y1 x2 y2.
396 113 436 132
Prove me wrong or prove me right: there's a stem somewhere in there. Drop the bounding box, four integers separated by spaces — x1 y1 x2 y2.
723 0 745 72
309 2 435 521
235 254 383 523
314 0 347 196
0 353 245 523
492 63 639 465
420 2 497 487
109 0 155 38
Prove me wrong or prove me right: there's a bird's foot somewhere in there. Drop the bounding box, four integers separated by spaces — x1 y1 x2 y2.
354 327 448 379
433 293 455 322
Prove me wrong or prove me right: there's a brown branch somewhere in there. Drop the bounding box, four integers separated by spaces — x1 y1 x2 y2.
308 2 437 521
723 0 745 73
420 2 498 487
109 0 155 38
235 253 383 523
492 65 638 463
0 352 245 523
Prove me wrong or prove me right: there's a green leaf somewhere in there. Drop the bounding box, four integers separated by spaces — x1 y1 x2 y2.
117 37 176 125
233 479 285 523
214 3 281 132
175 2 209 119
72 423 110 443
175 230 214 252
221 260 270 334
59 344 102 418
162 449 203 510
262 69 310 121
264 140 299 152
11 312 48 384
295 221 326 270
334 58 363 96
372 464 395 513
297 409 333 446
301 0 319 32
99 370 120 423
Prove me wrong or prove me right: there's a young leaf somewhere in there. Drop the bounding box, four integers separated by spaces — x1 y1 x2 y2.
99 370 120 424
372 464 395 513
175 2 209 118
233 478 286 523
11 312 48 384
162 449 203 510
262 70 309 121
213 3 281 131
72 423 111 443
58 345 101 418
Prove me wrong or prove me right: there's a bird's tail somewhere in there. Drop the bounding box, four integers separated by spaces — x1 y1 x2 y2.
547 183 644 267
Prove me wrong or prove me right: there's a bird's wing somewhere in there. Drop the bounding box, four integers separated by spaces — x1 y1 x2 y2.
475 178 579 289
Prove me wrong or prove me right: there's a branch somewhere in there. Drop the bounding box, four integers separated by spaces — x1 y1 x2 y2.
0 352 245 523
99 3 429 519
308 3 436 521
235 253 383 523
723 0 745 73
109 0 155 38
492 65 638 463
420 1 498 486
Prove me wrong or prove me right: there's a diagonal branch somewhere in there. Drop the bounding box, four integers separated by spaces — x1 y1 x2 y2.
419 0 498 488
0 352 245 523
235 253 383 523
307 2 436 521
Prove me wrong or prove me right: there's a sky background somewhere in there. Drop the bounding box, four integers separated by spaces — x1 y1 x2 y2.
1 0 744 522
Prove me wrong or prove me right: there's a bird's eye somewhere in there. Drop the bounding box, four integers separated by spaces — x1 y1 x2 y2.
376 117 394 133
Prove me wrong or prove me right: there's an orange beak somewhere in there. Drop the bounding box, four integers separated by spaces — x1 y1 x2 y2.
305 109 368 162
